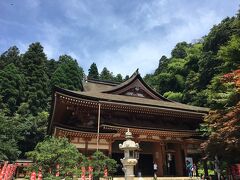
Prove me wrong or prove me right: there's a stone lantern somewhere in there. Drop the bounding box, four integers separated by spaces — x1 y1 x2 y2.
119 129 140 180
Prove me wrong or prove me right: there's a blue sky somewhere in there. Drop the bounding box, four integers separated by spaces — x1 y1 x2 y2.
0 0 239 76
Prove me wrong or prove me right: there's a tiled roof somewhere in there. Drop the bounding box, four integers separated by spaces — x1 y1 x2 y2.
64 89 209 113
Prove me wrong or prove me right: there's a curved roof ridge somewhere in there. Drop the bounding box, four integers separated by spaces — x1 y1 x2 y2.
102 69 171 101
86 78 120 86
101 69 139 91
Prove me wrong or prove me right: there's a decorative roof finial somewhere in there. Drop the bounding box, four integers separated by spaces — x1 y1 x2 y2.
134 68 139 75
125 128 133 139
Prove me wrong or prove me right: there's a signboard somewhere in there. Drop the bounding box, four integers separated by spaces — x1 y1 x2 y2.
185 157 193 165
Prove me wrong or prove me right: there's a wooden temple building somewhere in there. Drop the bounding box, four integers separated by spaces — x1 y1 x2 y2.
48 70 209 177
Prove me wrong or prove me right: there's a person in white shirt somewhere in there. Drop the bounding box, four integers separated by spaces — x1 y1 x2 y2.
153 162 158 178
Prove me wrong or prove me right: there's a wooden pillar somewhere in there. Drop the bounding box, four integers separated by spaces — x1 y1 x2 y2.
174 143 184 176
16 166 19 178
181 142 187 176
161 142 166 176
183 142 187 157
108 139 113 157
84 138 89 155
152 142 165 176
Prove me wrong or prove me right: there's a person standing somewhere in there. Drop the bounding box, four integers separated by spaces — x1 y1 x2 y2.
192 163 197 177
186 160 192 177
153 162 158 179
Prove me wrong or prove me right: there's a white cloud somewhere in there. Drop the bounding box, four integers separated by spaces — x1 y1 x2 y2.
39 22 73 59
82 0 229 76
16 41 28 53
94 40 169 76
24 0 40 8
1 0 237 77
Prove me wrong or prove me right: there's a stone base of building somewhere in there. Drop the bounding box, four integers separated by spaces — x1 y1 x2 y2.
111 177 200 180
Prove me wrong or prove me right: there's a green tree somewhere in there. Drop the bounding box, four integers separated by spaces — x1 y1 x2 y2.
114 74 123 82
88 63 99 79
205 76 238 109
182 71 200 104
218 35 240 72
167 58 187 75
198 52 222 89
154 55 169 74
184 43 202 73
0 111 21 160
171 42 189 59
124 75 130 81
0 46 21 69
203 17 235 53
51 55 83 90
46 59 59 79
90 151 117 179
155 73 184 94
100 67 114 81
144 74 160 93
0 63 25 114
22 42 50 115
157 73 174 94
27 137 84 178
18 110 49 157
163 91 183 102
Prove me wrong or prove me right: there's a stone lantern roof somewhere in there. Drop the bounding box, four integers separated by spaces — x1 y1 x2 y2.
119 129 139 150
